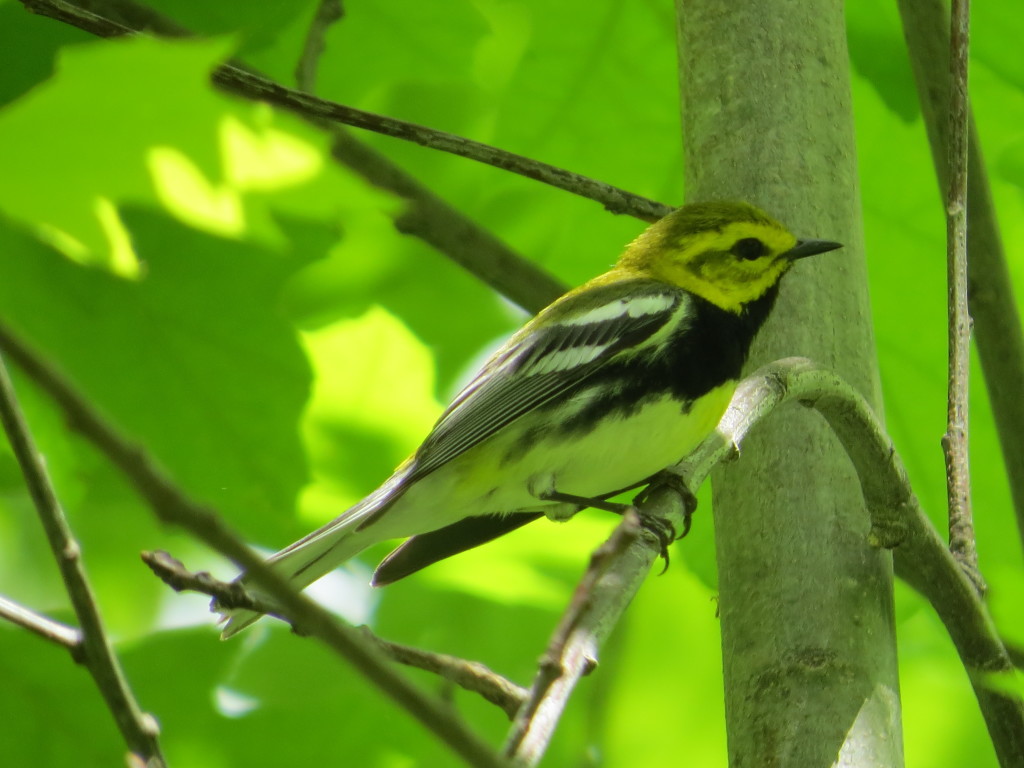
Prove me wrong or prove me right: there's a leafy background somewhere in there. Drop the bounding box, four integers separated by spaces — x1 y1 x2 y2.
0 0 1022 765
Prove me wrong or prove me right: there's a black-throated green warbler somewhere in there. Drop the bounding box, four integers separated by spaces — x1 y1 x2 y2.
220 200 840 637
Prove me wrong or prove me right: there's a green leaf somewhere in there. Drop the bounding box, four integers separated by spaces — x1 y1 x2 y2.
0 212 313 540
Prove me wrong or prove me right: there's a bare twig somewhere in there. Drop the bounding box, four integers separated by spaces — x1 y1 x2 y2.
0 594 81 652
215 67 670 220
898 0 1024 554
0 352 165 767
501 487 689 765
19 0 673 222
330 133 568 313
0 325 510 768
141 549 527 719
141 550 268 614
295 0 343 94
503 511 643 759
943 0 979 578
367 634 528 720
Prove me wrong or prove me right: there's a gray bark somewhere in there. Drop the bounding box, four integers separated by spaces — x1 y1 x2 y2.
676 1 903 765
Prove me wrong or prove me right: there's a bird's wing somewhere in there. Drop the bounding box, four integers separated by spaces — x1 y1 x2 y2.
264 281 684 560
408 280 686 481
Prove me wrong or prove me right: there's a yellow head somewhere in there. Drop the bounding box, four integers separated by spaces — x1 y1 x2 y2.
617 201 841 312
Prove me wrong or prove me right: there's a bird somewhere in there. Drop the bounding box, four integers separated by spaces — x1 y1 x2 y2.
218 200 841 637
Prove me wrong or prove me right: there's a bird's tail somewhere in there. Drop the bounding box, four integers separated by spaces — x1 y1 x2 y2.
218 473 410 639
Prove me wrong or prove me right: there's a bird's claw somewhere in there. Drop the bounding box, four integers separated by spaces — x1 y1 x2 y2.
632 471 699 574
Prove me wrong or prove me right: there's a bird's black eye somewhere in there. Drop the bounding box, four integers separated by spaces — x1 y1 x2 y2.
731 237 767 261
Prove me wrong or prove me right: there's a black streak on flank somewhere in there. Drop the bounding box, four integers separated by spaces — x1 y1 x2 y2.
538 284 779 438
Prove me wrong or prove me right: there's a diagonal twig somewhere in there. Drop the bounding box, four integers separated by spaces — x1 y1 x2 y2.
503 510 643 759
141 549 527 719
501 488 688 765
0 594 82 652
0 352 165 767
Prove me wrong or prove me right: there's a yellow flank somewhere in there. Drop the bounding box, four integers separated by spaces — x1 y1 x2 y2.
425 381 738 522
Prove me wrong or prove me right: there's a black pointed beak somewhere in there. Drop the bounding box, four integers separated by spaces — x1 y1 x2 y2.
785 239 843 260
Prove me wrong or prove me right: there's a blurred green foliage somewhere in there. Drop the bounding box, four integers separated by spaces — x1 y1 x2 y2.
0 0 1021 766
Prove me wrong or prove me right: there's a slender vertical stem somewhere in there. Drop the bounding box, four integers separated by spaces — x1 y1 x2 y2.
898 0 1024 556
943 0 979 579
0 353 165 766
295 0 343 93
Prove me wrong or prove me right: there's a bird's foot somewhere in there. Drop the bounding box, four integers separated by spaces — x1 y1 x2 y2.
631 471 699 573
633 470 697 538
539 488 631 515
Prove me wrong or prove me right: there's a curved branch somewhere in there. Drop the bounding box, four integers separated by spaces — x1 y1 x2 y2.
141 549 528 719
0 352 165 767
690 358 1024 767
503 509 652 761
504 358 1024 766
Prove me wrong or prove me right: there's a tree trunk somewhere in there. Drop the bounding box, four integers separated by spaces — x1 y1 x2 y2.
676 1 903 765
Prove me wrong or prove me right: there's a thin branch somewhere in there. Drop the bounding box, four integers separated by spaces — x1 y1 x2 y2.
141 550 267 614
367 634 527 721
295 0 343 94
0 352 165 767
943 0 979 577
503 511 642 759
0 325 510 768
501 488 690 765
19 0 673 222
141 549 527 719
330 132 568 314
898 0 1024 554
0 594 81 652
215 65 671 219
